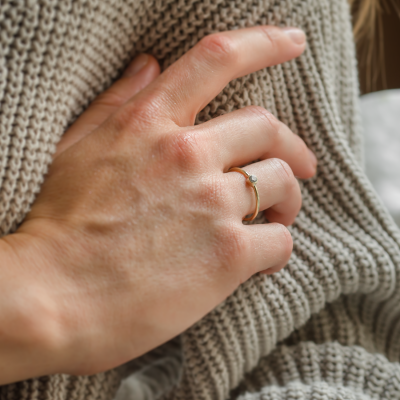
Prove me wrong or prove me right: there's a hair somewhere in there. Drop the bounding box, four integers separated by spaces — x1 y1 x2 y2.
349 0 381 43
349 0 400 91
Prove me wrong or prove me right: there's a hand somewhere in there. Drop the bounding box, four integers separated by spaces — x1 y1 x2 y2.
4 26 316 381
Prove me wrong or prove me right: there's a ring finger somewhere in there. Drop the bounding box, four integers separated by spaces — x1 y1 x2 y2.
224 158 302 226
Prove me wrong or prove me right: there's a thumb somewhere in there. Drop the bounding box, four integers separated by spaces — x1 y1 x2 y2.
54 54 160 158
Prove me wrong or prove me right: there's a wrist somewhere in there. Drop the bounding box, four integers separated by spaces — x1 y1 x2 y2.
0 228 71 383
10 219 109 376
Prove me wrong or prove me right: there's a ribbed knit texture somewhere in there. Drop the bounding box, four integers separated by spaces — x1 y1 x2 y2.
1 1 400 400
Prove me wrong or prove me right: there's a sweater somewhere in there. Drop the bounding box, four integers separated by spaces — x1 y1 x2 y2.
1 1 400 400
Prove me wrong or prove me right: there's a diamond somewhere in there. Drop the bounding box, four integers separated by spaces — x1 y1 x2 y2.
248 175 257 184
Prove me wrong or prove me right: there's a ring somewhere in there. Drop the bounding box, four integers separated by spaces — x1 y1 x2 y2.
228 167 260 222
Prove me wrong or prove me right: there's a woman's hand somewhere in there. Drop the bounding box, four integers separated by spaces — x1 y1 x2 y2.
2 26 316 382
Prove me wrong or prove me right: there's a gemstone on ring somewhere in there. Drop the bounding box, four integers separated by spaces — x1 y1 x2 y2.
228 167 260 222
248 175 258 184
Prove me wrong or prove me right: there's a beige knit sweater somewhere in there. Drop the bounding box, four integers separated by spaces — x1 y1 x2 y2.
1 1 400 400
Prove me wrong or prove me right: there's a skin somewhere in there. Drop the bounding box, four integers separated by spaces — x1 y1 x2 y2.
0 26 316 384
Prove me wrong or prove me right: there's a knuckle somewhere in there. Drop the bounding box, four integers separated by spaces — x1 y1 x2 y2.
245 106 282 143
111 100 157 135
162 130 205 170
260 26 279 51
246 105 282 131
103 107 153 154
198 33 239 67
271 158 297 194
263 224 293 274
276 224 293 261
216 222 249 267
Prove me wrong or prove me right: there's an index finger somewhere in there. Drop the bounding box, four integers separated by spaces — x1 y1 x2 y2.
132 26 306 127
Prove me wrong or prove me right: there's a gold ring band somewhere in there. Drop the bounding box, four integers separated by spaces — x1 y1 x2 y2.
228 167 260 222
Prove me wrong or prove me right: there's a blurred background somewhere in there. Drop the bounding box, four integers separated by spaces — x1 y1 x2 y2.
354 0 400 93
352 0 400 226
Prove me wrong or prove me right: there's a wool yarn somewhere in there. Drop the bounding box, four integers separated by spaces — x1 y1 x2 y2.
1 1 400 400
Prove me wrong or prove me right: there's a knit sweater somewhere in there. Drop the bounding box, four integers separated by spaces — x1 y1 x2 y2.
1 1 400 400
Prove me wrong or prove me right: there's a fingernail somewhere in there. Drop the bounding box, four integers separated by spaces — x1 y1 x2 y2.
282 27 306 45
308 149 317 167
123 54 149 77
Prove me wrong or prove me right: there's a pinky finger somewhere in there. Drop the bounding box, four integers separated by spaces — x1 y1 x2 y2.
243 222 293 276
